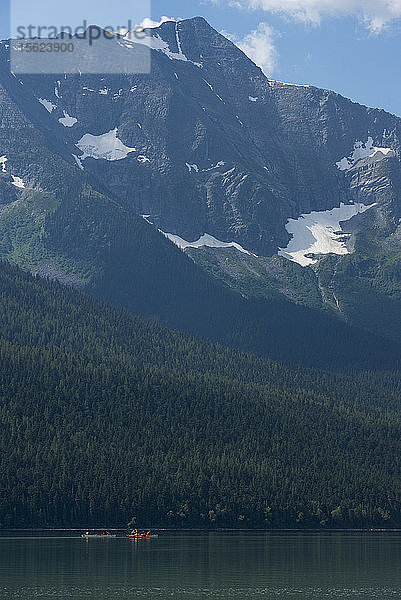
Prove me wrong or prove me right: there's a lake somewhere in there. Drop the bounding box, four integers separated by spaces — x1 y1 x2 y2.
1 531 401 599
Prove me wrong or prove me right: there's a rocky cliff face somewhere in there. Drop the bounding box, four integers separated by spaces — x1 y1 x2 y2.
0 17 401 346
3 17 400 259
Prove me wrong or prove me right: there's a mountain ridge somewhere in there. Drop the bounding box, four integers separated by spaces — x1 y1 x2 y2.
0 17 401 357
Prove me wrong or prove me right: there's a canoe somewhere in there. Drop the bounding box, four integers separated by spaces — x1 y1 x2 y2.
81 533 116 538
126 534 158 539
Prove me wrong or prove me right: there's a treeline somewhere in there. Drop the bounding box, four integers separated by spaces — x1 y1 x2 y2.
0 261 401 528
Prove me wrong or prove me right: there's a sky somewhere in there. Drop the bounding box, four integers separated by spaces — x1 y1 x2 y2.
1 0 401 116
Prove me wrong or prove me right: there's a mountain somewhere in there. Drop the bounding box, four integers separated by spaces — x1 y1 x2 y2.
1 25 401 530
1 260 401 528
0 18 400 359
8 18 401 251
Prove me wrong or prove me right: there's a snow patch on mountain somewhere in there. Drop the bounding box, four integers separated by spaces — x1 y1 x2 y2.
162 232 252 255
72 154 84 170
11 175 25 189
0 157 26 187
279 203 375 267
58 112 77 127
336 137 394 170
270 80 310 88
125 25 201 67
117 39 135 51
76 129 136 161
38 98 57 113
186 163 199 173
127 31 187 61
203 161 225 172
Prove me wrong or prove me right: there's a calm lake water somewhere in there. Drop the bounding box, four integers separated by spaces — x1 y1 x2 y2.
1 532 401 599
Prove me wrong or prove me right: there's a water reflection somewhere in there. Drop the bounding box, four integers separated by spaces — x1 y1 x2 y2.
1 532 401 598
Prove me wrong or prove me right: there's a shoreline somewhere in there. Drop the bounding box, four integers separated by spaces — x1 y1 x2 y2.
1 527 401 533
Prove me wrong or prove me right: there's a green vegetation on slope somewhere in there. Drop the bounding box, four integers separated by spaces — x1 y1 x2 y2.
0 262 401 528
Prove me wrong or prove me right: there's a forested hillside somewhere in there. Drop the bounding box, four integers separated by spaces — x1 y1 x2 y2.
1 262 401 529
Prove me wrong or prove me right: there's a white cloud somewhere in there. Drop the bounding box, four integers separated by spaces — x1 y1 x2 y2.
220 29 237 41
137 16 178 30
227 22 278 75
232 0 401 33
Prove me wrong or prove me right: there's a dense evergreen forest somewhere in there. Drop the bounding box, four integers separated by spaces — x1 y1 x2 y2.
0 261 401 528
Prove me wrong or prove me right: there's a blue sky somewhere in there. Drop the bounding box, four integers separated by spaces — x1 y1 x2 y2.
2 0 401 116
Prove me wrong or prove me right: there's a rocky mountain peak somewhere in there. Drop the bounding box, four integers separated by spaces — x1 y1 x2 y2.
0 19 400 270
